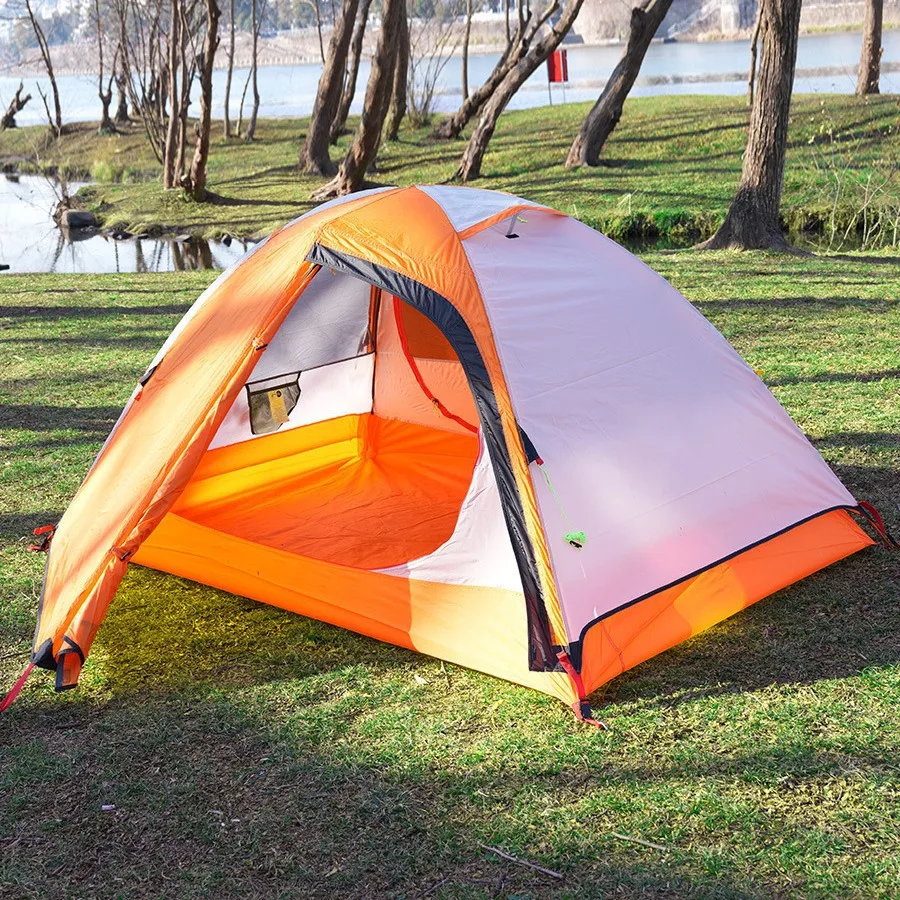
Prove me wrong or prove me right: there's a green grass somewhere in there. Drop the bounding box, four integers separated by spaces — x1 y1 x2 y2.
1 255 898 898
2 94 900 247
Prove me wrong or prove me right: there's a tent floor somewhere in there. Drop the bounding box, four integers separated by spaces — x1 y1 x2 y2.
173 415 480 570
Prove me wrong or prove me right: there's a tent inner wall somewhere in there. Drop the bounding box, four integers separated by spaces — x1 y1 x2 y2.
171 268 486 572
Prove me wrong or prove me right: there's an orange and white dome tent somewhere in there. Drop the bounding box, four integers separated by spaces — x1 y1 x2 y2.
17 186 893 721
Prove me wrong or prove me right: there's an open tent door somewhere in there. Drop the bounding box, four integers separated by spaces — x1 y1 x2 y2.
132 265 575 701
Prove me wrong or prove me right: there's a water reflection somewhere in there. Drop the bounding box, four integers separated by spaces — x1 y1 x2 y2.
0 174 253 274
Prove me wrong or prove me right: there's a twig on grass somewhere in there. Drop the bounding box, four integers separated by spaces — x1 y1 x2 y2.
417 876 449 897
610 832 670 852
477 843 564 879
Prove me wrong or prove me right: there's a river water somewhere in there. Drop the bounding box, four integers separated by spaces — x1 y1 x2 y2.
1 30 896 128
0 174 251 273
1 29 892 273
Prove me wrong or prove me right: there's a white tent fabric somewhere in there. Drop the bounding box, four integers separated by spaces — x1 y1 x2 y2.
376 433 523 592
462 211 855 640
417 184 549 233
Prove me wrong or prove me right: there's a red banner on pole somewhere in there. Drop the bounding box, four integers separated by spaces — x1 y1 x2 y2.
547 49 569 84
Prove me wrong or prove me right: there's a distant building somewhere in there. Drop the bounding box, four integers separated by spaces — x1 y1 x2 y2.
576 0 898 43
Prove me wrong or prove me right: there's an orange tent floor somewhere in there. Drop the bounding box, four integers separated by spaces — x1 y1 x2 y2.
170 414 480 570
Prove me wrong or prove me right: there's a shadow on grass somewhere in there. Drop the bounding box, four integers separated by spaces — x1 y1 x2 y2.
1 404 122 438
1 562 801 899
0 511 63 540
767 369 900 387
693 295 894 314
0 304 192 320
207 192 302 209
0 682 778 899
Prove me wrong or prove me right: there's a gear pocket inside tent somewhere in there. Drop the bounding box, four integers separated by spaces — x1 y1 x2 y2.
246 373 301 435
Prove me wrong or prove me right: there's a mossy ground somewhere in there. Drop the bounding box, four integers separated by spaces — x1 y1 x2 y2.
1 253 898 898
2 94 900 247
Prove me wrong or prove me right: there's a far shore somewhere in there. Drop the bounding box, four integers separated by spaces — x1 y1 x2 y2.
1 22 889 80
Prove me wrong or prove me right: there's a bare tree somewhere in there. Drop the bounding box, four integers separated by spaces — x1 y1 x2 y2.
408 1 463 128
114 44 130 123
93 0 117 134
163 0 183 186
565 0 672 168
153 0 203 188
114 0 168 157
432 6 550 141
747 0 762 104
186 0 221 199
23 0 62 136
857 0 883 95
331 0 373 141
223 0 236 135
301 0 362 174
313 0 325 61
385 1 409 140
311 0 405 198
245 0 263 140
698 0 802 250
461 0 472 100
1 82 32 131
456 0 585 181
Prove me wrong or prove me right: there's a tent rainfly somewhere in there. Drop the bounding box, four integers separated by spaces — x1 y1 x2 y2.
10 186 896 722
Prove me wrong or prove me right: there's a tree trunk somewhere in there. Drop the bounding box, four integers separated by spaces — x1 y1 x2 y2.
331 0 372 142
565 0 672 168
236 67 251 136
300 0 362 174
457 0 585 181
163 0 181 188
461 0 473 100
94 0 117 134
311 0 404 199
385 4 409 141
174 15 192 184
856 0 883 95
187 0 221 200
747 1 762 104
114 47 130 123
24 0 62 137
432 9 537 141
94 0 118 134
224 0 236 135
99 88 115 133
246 0 261 141
1 82 31 130
698 0 802 250
314 0 325 61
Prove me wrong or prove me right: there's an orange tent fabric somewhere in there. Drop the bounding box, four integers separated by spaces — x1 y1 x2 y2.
27 186 882 718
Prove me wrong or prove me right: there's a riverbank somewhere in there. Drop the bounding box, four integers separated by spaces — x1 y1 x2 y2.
2 252 898 898
2 94 899 250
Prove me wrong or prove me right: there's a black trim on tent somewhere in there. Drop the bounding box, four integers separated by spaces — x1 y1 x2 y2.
139 363 159 387
306 243 560 672
565 503 864 671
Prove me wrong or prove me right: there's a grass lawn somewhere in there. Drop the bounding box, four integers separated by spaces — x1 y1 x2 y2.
2 94 900 247
1 253 898 898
